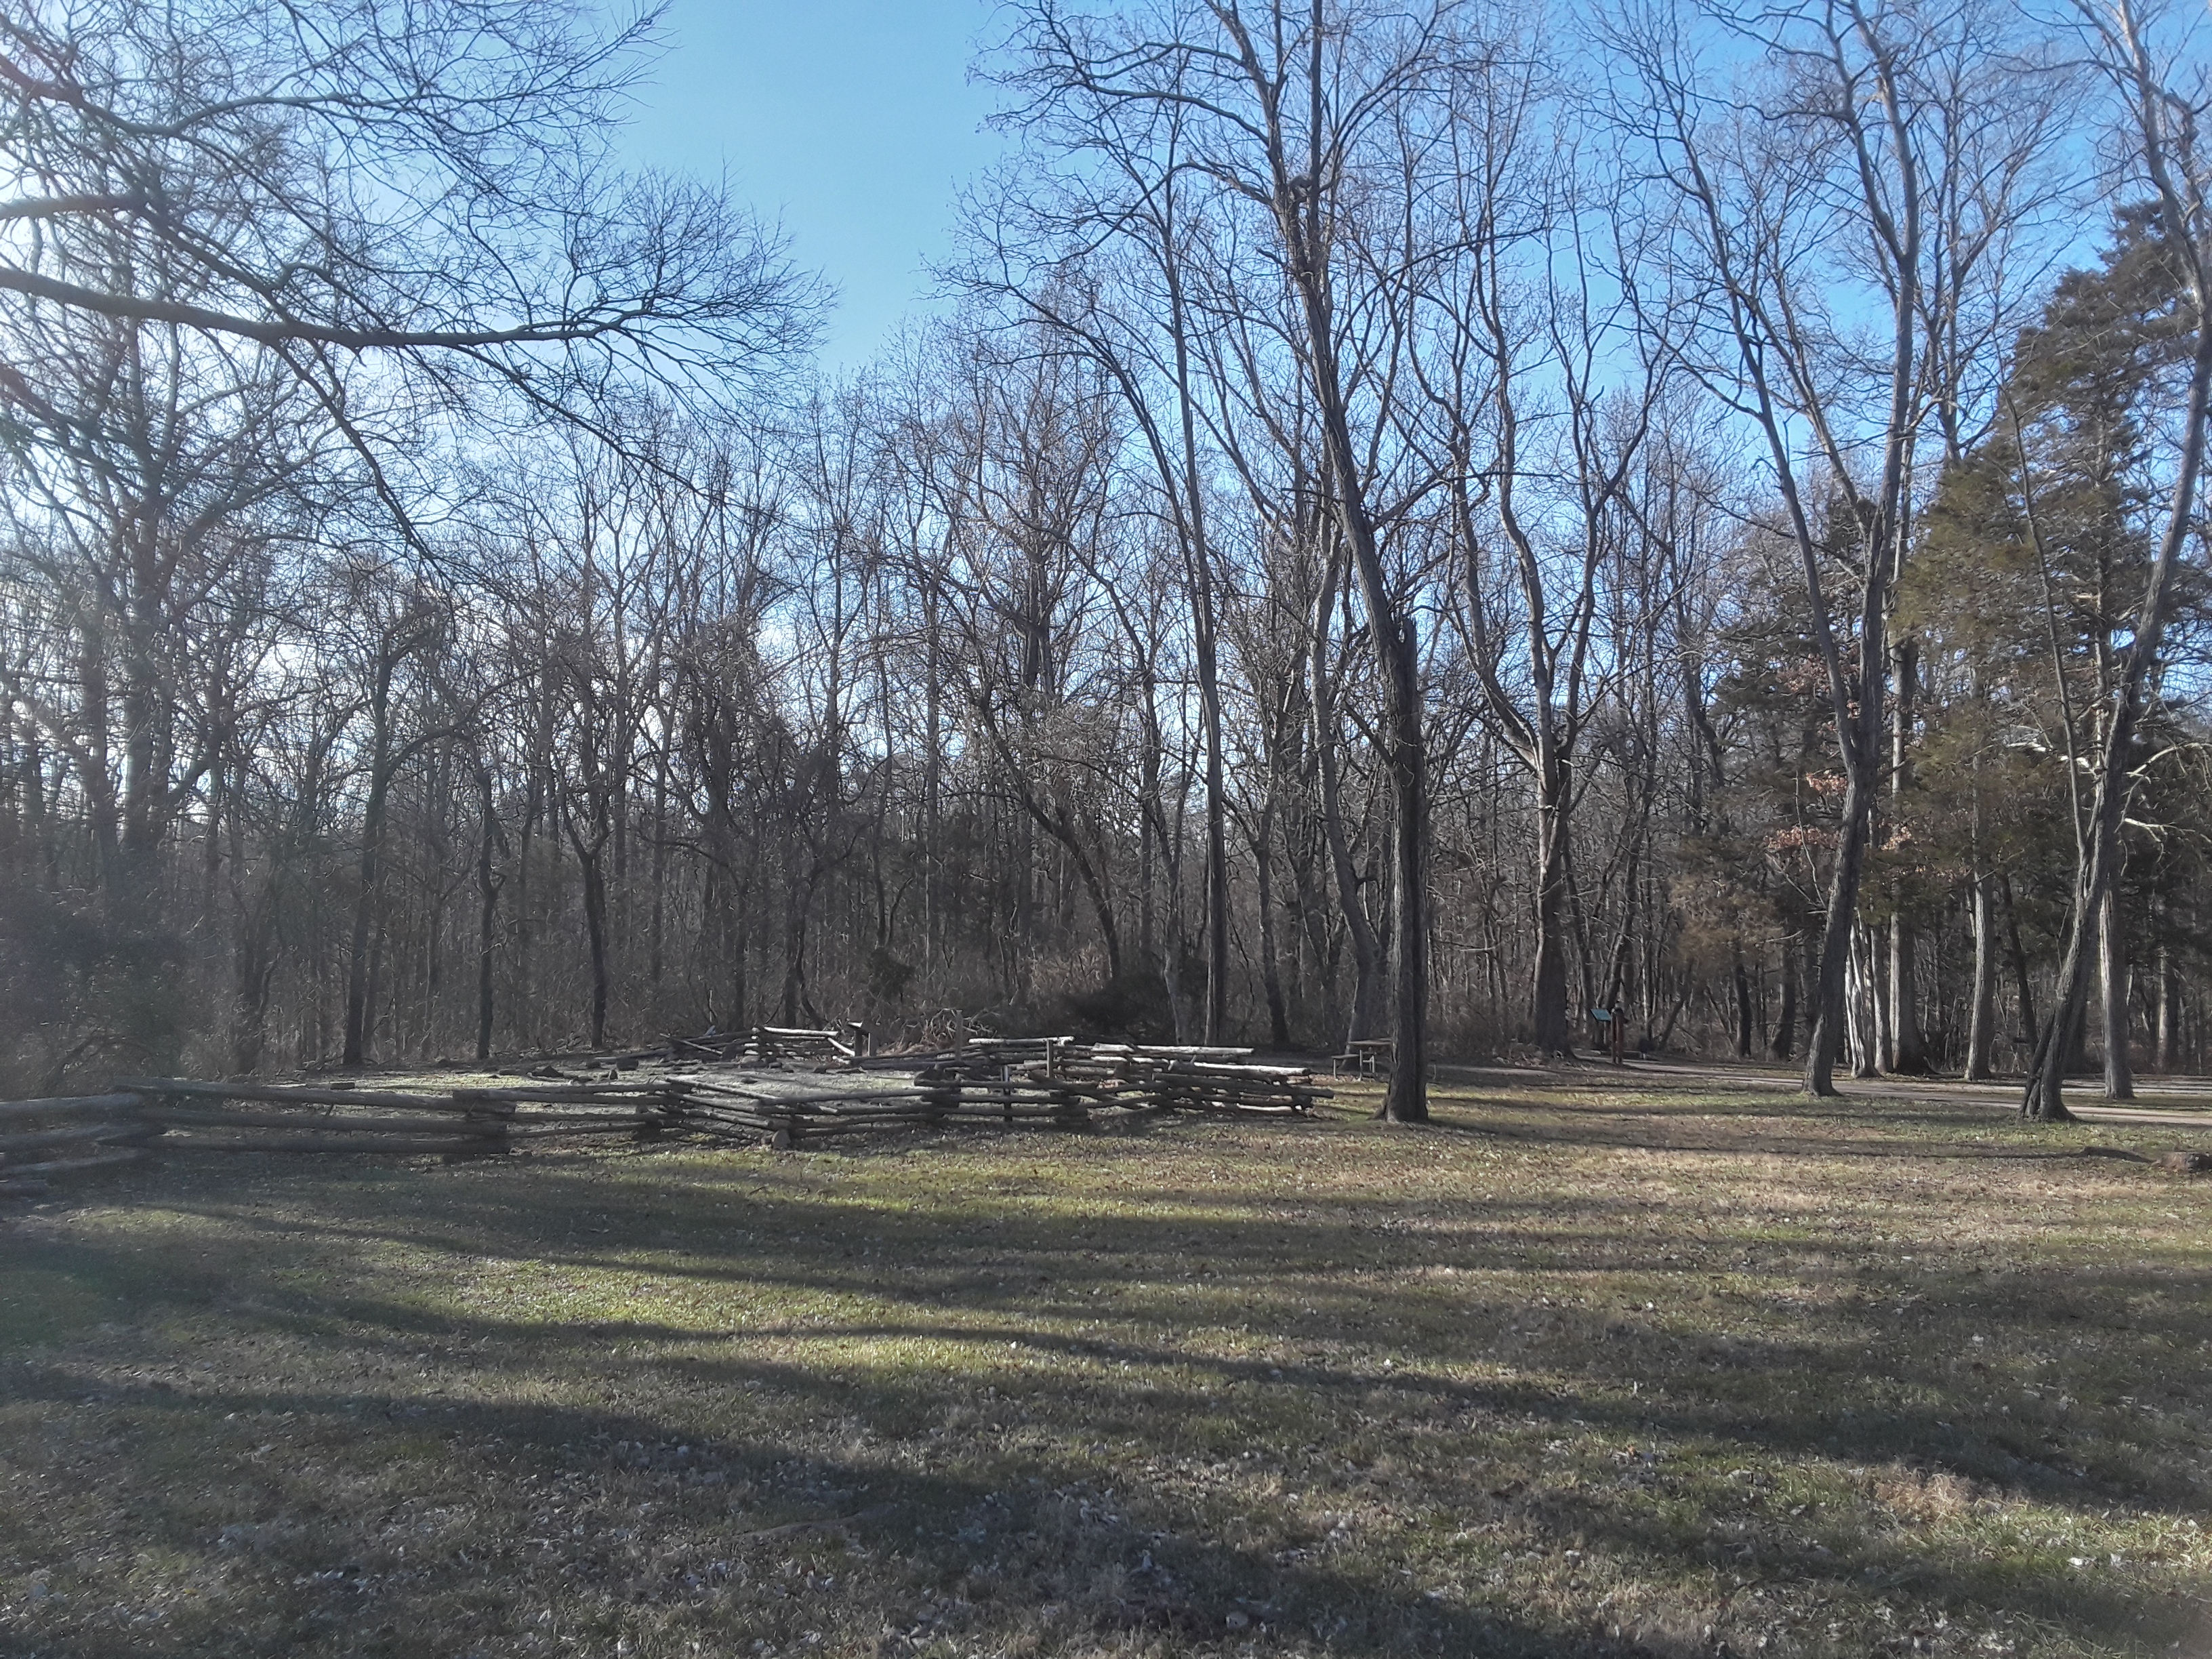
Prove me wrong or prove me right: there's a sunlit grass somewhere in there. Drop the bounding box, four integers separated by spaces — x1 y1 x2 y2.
1 1065 2207 1656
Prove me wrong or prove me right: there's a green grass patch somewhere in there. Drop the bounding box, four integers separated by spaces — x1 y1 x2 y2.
1 1065 2207 1656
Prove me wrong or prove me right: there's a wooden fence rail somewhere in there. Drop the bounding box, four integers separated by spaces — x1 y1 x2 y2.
0 1041 1328 1191
0 1092 158 1195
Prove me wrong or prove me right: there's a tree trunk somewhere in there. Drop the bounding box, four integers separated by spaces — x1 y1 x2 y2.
232 887 276 1077
1806 755 1879 1094
782 847 806 1027
1846 922 1878 1079
342 768 392 1068
1889 638 1929 1073
1200 678 1229 1044
1870 916 1893 1073
476 766 500 1062
1769 931 1799 1061
2156 939 2176 1071
1889 914 1929 1073
1182 414 1230 1048
1732 942 1754 1058
1253 798 1292 1050
647 748 668 991
2100 883 2133 1100
1998 873 2036 1054
1379 615 1430 1122
1531 761 1572 1055
1278 160 1426 1122
579 845 609 1050
1965 865 1996 1081
1310 554 1383 1046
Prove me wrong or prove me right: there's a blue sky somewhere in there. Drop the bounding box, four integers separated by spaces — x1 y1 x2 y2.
619 1 1010 371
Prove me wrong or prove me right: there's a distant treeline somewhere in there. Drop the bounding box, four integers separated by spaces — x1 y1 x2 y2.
3 0 2211 1122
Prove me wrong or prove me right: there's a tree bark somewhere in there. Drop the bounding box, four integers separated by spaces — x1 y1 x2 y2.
1310 546 1384 1046
1532 764 1573 1055
1806 753 1881 1094
1769 931 1799 1061
1889 638 1929 1073
1965 864 1996 1080
1732 942 1754 1058
2156 939 2176 1071
1253 798 1293 1050
475 766 501 1061
2100 884 2133 1100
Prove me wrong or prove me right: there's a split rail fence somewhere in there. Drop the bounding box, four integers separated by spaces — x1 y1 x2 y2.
0 1038 1328 1195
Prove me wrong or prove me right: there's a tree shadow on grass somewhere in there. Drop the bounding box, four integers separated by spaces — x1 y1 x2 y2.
3 1140 2209 1657
0 1359 1767 1659
2 1328 2189 1659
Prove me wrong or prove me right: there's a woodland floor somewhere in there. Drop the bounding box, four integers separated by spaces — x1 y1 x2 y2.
1 1062 2209 1659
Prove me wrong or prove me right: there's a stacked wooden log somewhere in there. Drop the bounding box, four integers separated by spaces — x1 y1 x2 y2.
666 1029 750 1063
1088 1048 1326 1115
0 1092 156 1196
956 1036 1073 1074
672 1072 1094 1147
743 1025 855 1063
657 1040 1327 1146
1013 1044 1322 1113
909 1042 1327 1118
670 1078 968 1147
910 1063 1100 1127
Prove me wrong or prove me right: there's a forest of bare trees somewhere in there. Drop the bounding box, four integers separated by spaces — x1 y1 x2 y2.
5 0 2212 1126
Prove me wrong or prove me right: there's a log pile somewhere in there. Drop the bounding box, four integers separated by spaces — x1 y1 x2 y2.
666 1030 749 1063
0 1038 1328 1190
663 1040 1326 1147
910 1042 1326 1118
953 1036 1073 1074
742 1025 855 1063
665 1025 859 1065
1106 1054 1323 1115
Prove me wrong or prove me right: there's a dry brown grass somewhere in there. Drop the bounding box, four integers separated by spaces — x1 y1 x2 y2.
1 1061 2208 1658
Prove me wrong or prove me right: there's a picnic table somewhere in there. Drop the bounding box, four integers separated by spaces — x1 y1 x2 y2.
1332 1038 1397 1076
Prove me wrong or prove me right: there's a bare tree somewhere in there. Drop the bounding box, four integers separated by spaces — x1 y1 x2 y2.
962 70 1237 1040
1617 0 2055 1094
1006 0 1528 1119
0 0 819 437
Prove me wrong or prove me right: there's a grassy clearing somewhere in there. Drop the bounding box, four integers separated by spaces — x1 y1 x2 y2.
1 1065 2209 1658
